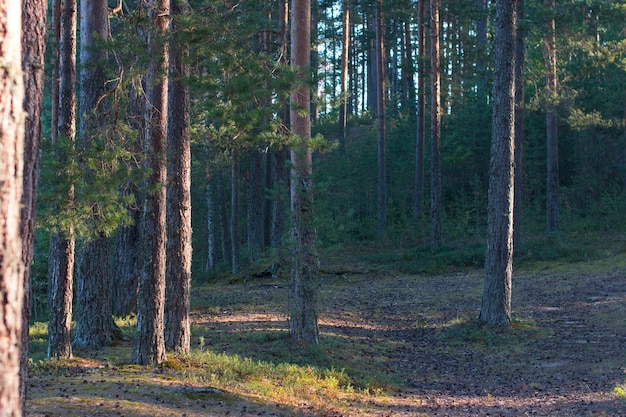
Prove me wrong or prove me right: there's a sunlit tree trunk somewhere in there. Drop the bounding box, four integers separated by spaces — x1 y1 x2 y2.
21 0 47 406
47 0 76 360
480 0 517 327
289 0 319 345
165 0 192 353
132 0 170 366
430 0 442 247
0 1 25 414
544 0 559 235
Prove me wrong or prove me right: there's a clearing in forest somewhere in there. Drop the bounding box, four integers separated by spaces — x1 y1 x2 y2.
26 254 626 416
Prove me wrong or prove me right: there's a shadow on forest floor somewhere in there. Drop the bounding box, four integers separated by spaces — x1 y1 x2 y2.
26 254 626 416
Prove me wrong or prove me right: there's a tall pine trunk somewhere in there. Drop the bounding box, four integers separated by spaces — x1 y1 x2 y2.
289 0 319 345
544 0 559 235
132 0 169 366
375 0 386 239
231 149 240 274
0 1 25 413
165 0 192 353
480 0 517 327
430 0 442 247
338 0 350 146
21 0 47 405
513 0 526 254
414 0 426 223
47 0 76 360
74 0 114 350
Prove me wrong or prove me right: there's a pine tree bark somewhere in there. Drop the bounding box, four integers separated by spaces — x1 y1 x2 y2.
544 0 560 235
0 0 25 413
132 0 169 366
479 0 517 327
112 200 140 316
21 0 47 406
230 149 240 275
289 0 319 345
165 0 192 353
375 0 386 239
338 0 350 146
47 0 76 360
74 0 114 350
513 0 526 254
414 0 426 222
475 0 488 103
248 148 264 262
430 0 442 247
74 235 113 348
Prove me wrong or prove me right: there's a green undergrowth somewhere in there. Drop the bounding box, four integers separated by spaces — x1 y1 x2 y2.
349 228 626 276
439 315 544 349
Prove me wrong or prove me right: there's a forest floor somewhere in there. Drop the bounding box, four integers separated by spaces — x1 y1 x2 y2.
26 251 626 416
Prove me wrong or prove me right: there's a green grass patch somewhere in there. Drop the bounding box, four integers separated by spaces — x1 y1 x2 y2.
440 315 543 348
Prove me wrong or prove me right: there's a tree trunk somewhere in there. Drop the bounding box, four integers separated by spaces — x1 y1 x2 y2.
248 148 264 262
513 0 526 254
271 0 290 276
112 198 140 316
165 0 192 353
74 236 113 348
544 0 559 235
21 0 47 406
430 0 442 247
74 0 114 350
375 0 386 239
338 0 350 148
47 0 76 360
403 2 416 116
414 0 426 223
475 0 488 103
132 0 169 366
231 149 241 275
290 0 319 345
206 175 217 271
0 2 25 413
479 0 517 327
111 87 143 317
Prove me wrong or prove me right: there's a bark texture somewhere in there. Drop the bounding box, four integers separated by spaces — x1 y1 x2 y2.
21 0 47 406
74 0 114 350
375 0 386 239
414 0 426 222
513 0 526 254
0 0 25 413
289 0 319 345
132 0 169 366
479 0 517 327
74 236 113 348
47 0 76 360
165 0 192 353
112 198 140 316
430 0 442 247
